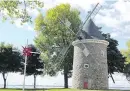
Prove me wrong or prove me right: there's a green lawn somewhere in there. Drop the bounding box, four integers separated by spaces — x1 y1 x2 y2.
0 89 125 91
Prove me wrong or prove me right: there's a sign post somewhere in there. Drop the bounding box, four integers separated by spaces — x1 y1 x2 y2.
23 53 27 91
22 40 40 91
22 40 29 91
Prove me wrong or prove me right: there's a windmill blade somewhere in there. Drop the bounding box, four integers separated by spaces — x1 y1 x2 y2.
30 52 40 54
56 3 100 62
55 45 72 70
82 3 99 26
91 4 102 20
58 3 100 37
55 44 71 63
55 47 67 60
58 18 75 35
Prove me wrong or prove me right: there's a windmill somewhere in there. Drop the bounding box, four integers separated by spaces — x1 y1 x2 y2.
55 3 102 69
56 3 116 85
54 3 110 89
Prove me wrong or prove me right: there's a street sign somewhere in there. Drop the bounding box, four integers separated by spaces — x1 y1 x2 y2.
22 46 32 56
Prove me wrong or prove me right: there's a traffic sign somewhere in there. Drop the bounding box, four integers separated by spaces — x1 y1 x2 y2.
22 46 32 56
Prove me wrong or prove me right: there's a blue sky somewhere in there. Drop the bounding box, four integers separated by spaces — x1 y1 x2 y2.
0 0 130 87
0 21 36 49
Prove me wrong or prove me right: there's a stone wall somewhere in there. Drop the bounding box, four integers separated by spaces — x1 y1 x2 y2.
72 39 109 90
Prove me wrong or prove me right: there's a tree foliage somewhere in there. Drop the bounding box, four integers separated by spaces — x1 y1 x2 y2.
34 4 81 88
121 40 130 81
0 42 23 88
121 40 130 64
0 0 44 24
103 33 125 75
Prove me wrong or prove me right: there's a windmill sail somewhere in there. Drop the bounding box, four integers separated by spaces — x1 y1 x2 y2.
55 3 101 64
91 4 102 19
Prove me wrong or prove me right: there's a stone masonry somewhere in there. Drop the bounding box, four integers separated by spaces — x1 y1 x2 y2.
72 39 109 90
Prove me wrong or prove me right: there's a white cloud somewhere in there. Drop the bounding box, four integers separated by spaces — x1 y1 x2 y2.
55 0 104 10
43 0 56 9
111 32 119 37
114 0 130 22
14 19 33 31
26 8 39 17
27 25 33 31
95 0 130 39
43 0 104 10
15 19 23 28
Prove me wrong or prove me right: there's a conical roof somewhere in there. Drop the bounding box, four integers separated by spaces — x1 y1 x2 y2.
82 19 104 40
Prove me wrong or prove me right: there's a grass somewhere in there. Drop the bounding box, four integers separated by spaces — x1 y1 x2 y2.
0 88 126 91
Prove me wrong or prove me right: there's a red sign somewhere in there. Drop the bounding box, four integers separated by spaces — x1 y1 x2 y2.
22 46 32 56
84 82 88 89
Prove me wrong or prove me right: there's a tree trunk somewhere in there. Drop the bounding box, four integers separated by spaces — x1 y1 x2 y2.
64 65 68 88
2 73 7 89
4 78 6 89
34 74 36 89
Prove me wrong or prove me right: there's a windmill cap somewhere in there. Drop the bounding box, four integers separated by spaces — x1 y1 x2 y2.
82 18 104 40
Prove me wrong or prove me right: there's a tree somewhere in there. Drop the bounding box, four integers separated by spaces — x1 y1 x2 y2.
121 40 130 64
20 44 44 89
121 40 130 81
103 33 125 82
34 4 81 88
0 42 23 88
0 0 44 24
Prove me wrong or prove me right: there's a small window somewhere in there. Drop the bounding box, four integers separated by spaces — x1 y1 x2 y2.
84 64 89 68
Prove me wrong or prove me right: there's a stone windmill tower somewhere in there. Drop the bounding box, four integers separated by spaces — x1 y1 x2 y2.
72 19 109 90
57 3 109 90
71 3 109 89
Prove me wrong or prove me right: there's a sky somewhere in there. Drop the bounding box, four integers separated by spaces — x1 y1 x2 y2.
0 0 130 88
0 0 129 49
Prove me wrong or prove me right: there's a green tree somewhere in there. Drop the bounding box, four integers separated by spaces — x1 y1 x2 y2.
121 40 130 81
0 42 23 88
0 0 44 24
121 40 130 64
34 4 81 88
103 33 125 82
20 44 44 89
